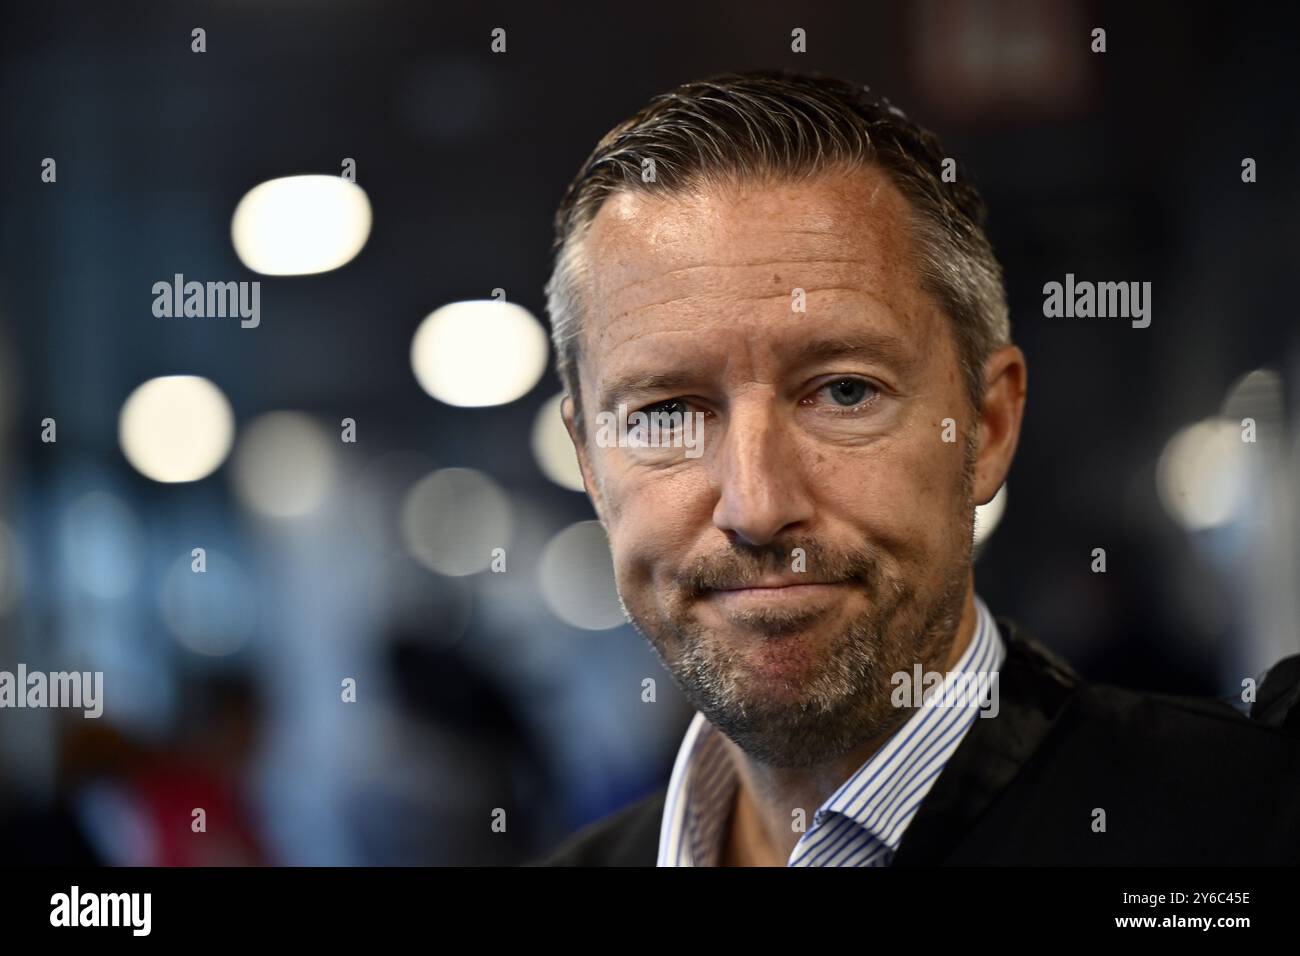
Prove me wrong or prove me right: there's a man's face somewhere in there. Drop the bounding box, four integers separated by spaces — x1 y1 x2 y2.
565 166 1014 768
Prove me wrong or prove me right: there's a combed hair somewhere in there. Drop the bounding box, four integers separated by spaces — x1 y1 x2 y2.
544 68 1010 435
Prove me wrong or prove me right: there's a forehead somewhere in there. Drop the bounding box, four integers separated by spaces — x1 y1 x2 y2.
586 164 914 268
577 165 941 363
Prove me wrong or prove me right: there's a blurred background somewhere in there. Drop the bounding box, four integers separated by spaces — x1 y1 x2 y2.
0 0 1297 864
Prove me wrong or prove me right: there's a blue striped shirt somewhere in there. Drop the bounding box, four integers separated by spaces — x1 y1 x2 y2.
657 594 1006 866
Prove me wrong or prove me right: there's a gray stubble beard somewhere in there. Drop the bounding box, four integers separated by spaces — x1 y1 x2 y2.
622 439 978 769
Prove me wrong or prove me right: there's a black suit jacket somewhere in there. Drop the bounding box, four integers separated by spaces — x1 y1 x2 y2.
540 618 1300 865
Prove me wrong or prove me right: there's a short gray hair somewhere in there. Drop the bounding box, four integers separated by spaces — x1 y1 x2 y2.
544 69 1010 436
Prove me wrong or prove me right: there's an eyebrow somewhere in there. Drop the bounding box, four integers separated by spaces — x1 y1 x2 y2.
596 330 920 410
598 370 703 410
787 331 920 375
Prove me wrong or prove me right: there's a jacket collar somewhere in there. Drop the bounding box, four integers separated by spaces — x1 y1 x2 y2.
890 617 1080 865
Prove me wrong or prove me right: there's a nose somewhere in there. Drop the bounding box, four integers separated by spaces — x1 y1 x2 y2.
711 397 815 547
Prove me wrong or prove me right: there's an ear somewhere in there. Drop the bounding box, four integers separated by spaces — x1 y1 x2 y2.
561 394 609 525
972 344 1027 506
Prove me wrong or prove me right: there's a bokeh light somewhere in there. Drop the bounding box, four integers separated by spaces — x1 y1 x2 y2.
118 375 235 483
1157 418 1249 531
410 300 548 407
159 549 256 656
538 520 625 630
400 467 513 576
231 174 372 276
531 393 585 492
1222 367 1284 424
231 411 337 519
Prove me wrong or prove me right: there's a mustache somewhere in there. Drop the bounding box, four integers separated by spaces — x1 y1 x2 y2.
676 538 882 596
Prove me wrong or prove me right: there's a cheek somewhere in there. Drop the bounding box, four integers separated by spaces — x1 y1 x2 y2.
816 438 964 557
602 466 708 584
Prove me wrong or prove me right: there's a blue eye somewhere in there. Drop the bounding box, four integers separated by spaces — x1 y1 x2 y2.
822 378 876 407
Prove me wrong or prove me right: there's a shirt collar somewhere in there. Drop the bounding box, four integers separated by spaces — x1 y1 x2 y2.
657 594 1006 866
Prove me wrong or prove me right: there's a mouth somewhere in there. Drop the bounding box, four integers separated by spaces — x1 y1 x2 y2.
702 580 852 610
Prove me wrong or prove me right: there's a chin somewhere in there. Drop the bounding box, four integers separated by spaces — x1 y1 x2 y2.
733 638 829 690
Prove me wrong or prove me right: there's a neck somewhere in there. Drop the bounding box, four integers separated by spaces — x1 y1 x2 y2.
719 583 980 866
